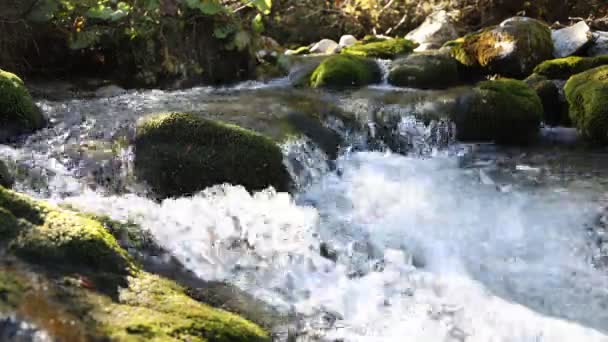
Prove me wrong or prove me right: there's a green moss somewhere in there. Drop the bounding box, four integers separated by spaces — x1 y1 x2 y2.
0 69 45 142
388 51 459 89
448 18 553 77
134 112 291 198
565 65 608 143
292 46 311 55
533 55 608 80
309 55 382 88
0 188 271 341
361 35 388 44
453 78 542 144
0 187 133 276
341 38 418 59
0 270 27 312
0 160 14 188
92 273 269 342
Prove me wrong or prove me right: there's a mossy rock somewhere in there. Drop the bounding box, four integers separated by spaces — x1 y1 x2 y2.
533 55 608 80
0 189 271 341
0 160 14 188
134 112 290 198
0 69 45 142
453 78 543 144
341 38 418 59
565 65 608 143
290 46 311 55
388 51 459 89
527 79 571 126
447 17 553 77
309 55 382 88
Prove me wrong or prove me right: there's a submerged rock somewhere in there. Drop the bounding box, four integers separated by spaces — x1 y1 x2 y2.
0 70 45 142
448 17 553 77
309 55 382 88
341 38 418 59
453 78 543 144
565 65 608 143
406 10 460 51
0 187 270 341
552 21 593 58
533 55 608 79
388 51 459 89
134 112 290 198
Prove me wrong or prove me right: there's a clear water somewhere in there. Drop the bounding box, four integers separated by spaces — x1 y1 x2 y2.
4 79 608 341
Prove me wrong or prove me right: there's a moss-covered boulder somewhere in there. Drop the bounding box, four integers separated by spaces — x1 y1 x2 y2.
0 160 14 188
0 187 270 342
533 55 608 80
134 112 290 198
447 17 553 77
341 38 418 59
309 55 382 88
388 51 459 89
565 65 608 143
453 78 543 144
0 69 45 142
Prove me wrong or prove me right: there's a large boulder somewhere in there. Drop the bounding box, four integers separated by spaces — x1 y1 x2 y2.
453 78 543 144
448 17 553 77
405 10 460 51
341 38 418 59
339 35 358 48
309 55 382 88
565 65 608 143
551 21 593 58
0 187 270 341
0 69 45 142
134 112 291 198
533 55 608 79
388 51 459 89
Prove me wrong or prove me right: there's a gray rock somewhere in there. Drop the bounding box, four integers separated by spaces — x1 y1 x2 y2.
94 84 127 98
309 39 339 54
587 31 608 57
406 10 459 51
552 21 593 58
339 35 358 47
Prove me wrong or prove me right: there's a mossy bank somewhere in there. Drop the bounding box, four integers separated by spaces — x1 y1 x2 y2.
0 69 45 142
0 186 270 341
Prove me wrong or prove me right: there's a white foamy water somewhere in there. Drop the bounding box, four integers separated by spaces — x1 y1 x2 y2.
64 151 608 342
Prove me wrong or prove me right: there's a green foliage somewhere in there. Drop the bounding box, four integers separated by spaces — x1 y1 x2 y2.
565 65 608 143
0 69 45 142
453 78 542 144
134 112 290 198
342 38 418 59
309 55 382 88
534 55 608 80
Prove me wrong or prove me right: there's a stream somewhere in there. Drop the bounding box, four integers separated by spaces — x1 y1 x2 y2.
3 76 608 341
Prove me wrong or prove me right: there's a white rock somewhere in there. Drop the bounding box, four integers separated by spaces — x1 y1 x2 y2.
94 85 126 98
406 10 459 51
309 39 339 54
339 35 358 47
552 21 592 58
588 31 608 57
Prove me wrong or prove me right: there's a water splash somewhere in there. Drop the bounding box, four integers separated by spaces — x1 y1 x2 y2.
65 151 608 341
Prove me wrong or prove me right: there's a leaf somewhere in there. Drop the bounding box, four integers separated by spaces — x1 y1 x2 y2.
86 4 129 22
184 0 225 15
27 0 60 22
233 30 251 51
69 30 100 50
213 23 236 39
243 0 272 15
252 13 264 33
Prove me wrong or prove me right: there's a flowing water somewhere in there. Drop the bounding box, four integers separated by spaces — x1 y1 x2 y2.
3 77 608 341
